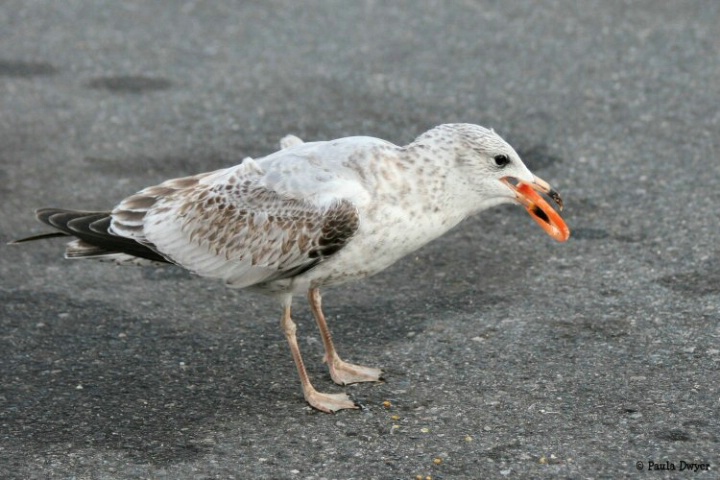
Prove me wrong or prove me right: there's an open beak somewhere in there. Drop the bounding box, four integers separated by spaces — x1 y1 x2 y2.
502 175 570 242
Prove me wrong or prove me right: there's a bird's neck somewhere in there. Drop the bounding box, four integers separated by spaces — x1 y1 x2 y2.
398 143 480 218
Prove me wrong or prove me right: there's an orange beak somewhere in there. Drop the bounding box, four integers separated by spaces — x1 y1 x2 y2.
502 176 570 242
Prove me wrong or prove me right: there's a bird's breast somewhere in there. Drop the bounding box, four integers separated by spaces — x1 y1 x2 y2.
299 193 466 289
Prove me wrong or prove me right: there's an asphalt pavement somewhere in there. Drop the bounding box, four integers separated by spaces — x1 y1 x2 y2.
1 1 719 479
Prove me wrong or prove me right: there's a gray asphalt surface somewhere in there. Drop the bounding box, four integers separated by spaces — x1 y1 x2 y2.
2 1 719 479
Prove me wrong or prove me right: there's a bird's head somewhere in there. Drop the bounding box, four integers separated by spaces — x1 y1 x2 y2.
439 123 570 242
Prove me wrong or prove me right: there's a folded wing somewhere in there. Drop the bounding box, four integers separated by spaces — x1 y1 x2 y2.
111 159 360 288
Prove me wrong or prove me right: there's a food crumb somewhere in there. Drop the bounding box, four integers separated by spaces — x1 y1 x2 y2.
433 457 442 465
382 400 392 409
464 435 473 442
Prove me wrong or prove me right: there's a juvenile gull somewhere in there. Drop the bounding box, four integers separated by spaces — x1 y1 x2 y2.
12 123 569 413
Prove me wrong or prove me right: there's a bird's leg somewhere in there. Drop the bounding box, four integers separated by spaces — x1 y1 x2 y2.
280 301 357 413
307 288 383 385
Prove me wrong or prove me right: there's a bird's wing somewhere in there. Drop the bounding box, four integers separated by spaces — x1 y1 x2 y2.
110 157 362 288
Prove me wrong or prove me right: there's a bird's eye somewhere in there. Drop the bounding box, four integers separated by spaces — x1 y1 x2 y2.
493 154 510 167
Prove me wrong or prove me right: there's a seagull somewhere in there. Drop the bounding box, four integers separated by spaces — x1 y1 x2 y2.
12 123 569 413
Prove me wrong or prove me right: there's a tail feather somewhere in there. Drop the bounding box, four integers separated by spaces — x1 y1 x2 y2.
12 208 171 264
65 239 113 258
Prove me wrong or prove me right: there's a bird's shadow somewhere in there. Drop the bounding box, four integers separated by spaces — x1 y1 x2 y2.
0 289 307 464
1 226 518 466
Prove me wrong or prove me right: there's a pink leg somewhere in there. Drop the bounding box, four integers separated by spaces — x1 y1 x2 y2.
281 302 357 413
308 288 383 385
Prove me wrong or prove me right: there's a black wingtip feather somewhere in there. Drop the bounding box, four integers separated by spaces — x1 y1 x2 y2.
8 231 70 244
18 207 171 264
